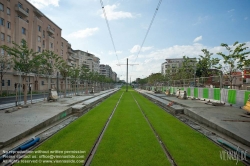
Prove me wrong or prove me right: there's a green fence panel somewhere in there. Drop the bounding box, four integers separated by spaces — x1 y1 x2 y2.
170 87 173 94
194 88 198 98
213 88 220 100
181 87 184 90
244 91 250 105
203 88 209 99
227 89 236 104
187 88 191 96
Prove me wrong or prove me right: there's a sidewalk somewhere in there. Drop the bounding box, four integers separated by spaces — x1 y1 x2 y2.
0 89 118 149
137 89 250 148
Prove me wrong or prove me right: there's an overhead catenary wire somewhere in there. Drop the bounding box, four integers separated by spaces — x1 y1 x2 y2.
100 0 123 75
134 0 163 64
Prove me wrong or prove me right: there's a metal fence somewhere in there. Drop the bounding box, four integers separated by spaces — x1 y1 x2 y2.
0 72 115 109
143 74 250 91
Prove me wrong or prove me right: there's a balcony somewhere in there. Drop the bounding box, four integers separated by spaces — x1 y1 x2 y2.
68 48 74 54
68 56 75 61
47 26 55 35
15 5 29 17
34 8 43 17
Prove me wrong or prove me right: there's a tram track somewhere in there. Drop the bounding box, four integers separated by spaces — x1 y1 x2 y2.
0 91 119 166
137 90 250 166
83 92 124 166
131 92 177 166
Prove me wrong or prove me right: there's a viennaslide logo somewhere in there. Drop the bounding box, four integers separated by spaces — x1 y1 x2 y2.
219 147 248 165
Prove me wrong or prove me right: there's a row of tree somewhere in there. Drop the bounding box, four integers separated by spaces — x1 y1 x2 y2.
138 41 250 89
0 39 115 103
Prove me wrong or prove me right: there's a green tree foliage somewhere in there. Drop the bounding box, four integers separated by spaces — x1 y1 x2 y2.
217 41 250 89
196 49 220 77
1 39 43 104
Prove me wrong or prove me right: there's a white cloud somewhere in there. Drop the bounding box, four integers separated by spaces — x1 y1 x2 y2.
108 51 122 55
27 0 59 9
130 45 153 53
245 17 248 20
67 28 99 39
193 36 202 43
100 4 134 20
228 9 235 13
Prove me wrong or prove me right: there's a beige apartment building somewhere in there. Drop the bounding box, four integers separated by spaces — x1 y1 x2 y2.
0 0 74 92
74 50 100 73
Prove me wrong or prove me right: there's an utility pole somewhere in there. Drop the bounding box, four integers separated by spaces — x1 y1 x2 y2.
117 58 138 92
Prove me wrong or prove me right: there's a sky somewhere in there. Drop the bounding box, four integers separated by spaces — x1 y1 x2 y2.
27 0 250 81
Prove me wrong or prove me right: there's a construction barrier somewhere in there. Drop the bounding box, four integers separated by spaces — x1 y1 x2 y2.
145 86 250 107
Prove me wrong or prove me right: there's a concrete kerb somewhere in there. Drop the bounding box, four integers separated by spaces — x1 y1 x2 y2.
138 89 250 147
1 107 72 148
0 89 119 148
183 108 250 147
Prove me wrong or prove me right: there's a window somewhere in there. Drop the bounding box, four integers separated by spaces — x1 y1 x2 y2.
41 81 44 85
61 50 63 56
7 21 11 29
50 43 53 48
38 36 41 42
7 8 10 15
38 25 41 31
18 2 22 8
7 35 11 43
38 46 41 52
0 18 4 26
26 8 29 13
42 40 45 48
22 27 26 35
61 42 63 47
8 80 10 86
1 33 4 41
18 15 22 19
43 30 45 38
1 80 4 87
1 48 4 55
0 3 3 12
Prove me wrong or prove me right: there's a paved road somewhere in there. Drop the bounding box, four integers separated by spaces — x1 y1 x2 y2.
0 94 48 105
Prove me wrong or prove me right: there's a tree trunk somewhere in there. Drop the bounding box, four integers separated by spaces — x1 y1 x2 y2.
64 78 66 97
0 74 2 96
23 77 27 105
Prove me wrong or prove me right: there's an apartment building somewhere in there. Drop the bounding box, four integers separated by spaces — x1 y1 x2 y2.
74 50 100 73
99 64 112 78
0 0 73 91
111 72 117 82
161 58 196 75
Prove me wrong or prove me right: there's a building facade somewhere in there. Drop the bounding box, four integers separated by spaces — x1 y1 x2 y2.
161 58 196 75
99 64 112 78
0 0 73 91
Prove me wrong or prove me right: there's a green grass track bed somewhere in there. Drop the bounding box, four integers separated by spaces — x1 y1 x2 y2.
132 90 243 166
16 90 123 166
91 90 170 166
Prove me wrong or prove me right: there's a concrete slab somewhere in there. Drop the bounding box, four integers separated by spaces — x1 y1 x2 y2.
0 89 118 148
0 105 72 147
137 89 250 146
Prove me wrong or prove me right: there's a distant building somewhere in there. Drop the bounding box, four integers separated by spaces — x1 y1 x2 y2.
112 72 117 81
74 50 100 72
99 64 112 78
161 58 196 75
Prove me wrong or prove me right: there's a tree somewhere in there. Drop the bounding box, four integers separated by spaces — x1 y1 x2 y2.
217 41 250 89
1 39 42 104
57 61 71 97
39 50 62 90
196 49 220 77
69 66 80 95
0 55 13 95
